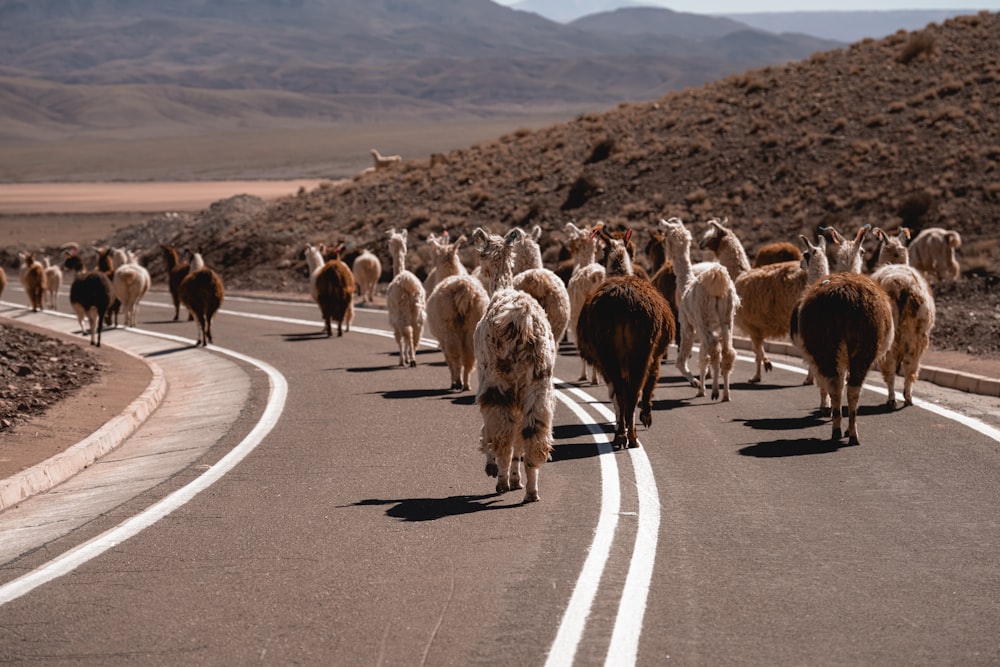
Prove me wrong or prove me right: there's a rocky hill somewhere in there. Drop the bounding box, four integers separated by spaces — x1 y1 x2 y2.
24 11 1000 358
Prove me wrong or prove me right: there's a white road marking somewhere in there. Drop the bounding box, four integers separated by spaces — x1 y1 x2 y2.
0 327 288 606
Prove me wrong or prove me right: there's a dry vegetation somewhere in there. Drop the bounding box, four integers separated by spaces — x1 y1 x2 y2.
4 12 1000 364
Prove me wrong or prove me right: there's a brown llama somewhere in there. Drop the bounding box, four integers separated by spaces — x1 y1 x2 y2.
17 252 47 312
753 241 802 268
63 252 114 347
472 227 556 503
305 243 355 337
179 253 225 346
791 273 894 446
160 245 191 321
577 226 675 448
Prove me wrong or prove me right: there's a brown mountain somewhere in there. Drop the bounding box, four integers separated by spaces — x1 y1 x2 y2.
0 0 838 138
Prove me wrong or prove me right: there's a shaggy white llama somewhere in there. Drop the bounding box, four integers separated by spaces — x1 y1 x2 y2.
425 233 488 391
472 227 555 503
385 229 426 367
659 217 740 401
352 249 382 304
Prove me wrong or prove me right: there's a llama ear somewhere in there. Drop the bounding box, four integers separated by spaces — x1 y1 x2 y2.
855 224 872 243
873 227 887 242
531 225 542 241
900 227 911 241
472 227 488 249
624 228 633 244
454 234 468 247
504 228 525 246
822 226 845 244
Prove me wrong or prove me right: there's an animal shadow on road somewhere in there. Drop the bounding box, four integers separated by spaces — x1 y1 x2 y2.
280 331 330 342
738 437 851 458
735 412 853 457
351 494 508 521
550 422 615 463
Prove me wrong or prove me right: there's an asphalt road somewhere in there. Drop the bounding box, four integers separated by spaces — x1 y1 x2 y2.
1 289 999 665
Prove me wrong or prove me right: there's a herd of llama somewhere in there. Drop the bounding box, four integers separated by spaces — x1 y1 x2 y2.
6 215 950 504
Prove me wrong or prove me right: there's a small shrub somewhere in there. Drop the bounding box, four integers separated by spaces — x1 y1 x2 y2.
897 191 936 229
897 32 935 64
561 173 604 211
585 137 615 164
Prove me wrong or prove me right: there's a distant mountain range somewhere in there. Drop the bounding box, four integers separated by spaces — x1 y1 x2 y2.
0 0 855 141
511 0 984 42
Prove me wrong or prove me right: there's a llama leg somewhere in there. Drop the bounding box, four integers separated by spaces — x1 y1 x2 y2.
696 345 709 398
845 383 863 446
638 353 663 430
720 342 736 402
394 330 406 366
828 372 846 441
901 350 922 406
520 383 554 500
749 335 767 383
880 358 897 409
479 390 516 493
205 314 213 346
461 335 476 391
675 322 696 386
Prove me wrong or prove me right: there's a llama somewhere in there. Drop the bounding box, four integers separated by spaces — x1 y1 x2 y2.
42 256 62 310
871 227 936 408
577 227 675 448
385 228 426 368
160 245 191 321
351 248 382 304
736 234 831 383
63 251 113 347
908 226 962 281
472 227 555 503
658 217 740 400
95 246 121 327
872 226 911 268
17 252 46 312
698 217 751 280
423 231 469 294
179 256 225 346
304 243 355 337
753 241 802 268
371 148 402 170
565 221 605 383
112 249 151 327
425 233 489 391
791 273 894 445
510 225 571 344
824 224 872 273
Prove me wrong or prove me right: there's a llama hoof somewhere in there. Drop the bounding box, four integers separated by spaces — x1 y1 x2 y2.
711 388 720 400
831 427 843 440
820 406 832 417
848 435 860 446
451 380 463 391
639 407 652 428
884 399 897 412
748 376 761 384
764 361 773 372
409 360 417 369
612 434 628 450
485 462 498 477
496 480 511 494
903 396 913 407
522 491 540 503
627 438 642 449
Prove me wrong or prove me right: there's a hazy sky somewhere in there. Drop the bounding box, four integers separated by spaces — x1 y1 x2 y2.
495 1 993 13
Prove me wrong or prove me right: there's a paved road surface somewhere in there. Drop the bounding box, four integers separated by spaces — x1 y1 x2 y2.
1 290 998 665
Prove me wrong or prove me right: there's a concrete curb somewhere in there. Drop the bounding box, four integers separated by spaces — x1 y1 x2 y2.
0 346 167 512
732 336 1000 398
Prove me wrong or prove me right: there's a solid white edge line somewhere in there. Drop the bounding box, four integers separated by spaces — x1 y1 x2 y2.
544 382 620 667
0 327 288 606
